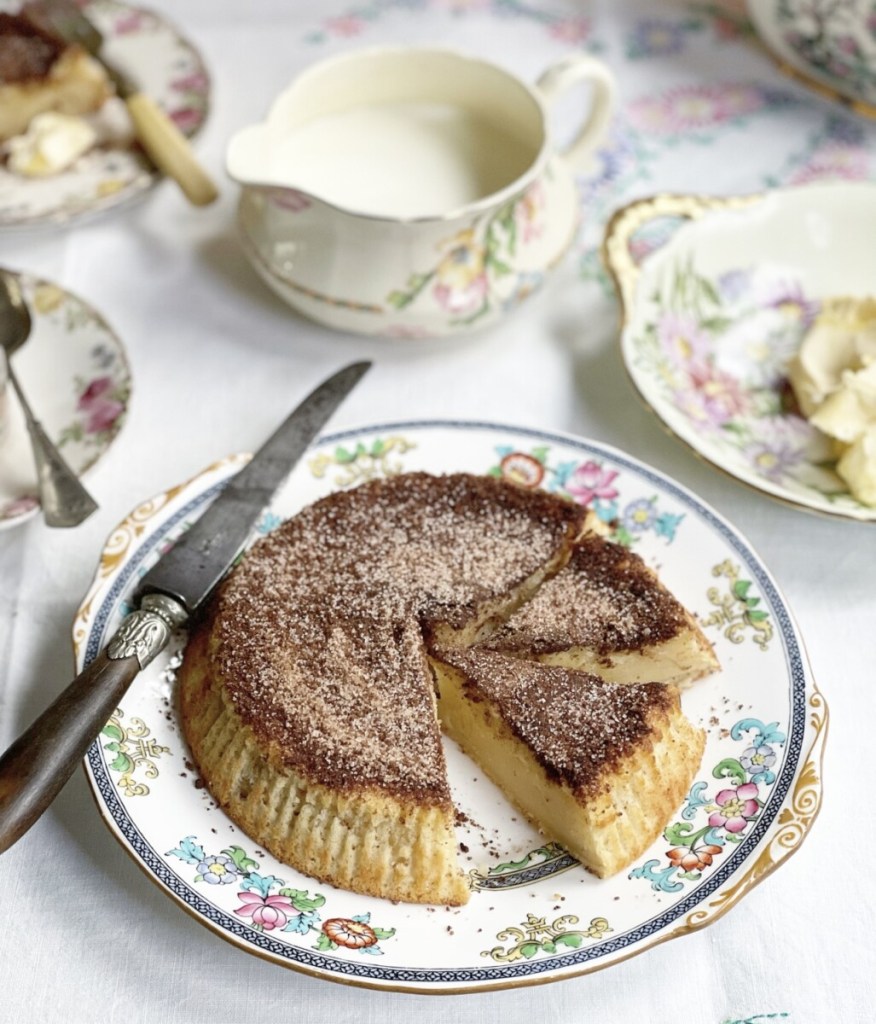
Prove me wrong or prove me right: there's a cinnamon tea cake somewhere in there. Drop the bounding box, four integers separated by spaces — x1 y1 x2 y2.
179 472 586 906
178 471 716 905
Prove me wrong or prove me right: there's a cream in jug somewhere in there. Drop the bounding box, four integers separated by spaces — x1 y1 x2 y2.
228 47 616 336
262 100 536 219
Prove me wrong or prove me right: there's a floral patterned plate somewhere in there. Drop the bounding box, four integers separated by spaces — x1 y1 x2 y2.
602 182 876 521
0 0 210 228
0 269 130 528
74 421 825 992
747 0 876 117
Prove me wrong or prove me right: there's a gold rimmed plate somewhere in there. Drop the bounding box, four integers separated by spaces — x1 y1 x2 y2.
74 421 825 992
747 0 876 119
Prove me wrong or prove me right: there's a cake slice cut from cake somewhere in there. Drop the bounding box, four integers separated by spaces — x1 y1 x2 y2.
431 646 706 878
476 533 718 687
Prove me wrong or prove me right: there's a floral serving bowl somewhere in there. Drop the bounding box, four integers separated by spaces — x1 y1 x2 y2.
602 182 876 521
747 0 876 116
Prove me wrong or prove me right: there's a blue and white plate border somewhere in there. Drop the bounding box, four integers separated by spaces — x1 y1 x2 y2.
74 420 827 993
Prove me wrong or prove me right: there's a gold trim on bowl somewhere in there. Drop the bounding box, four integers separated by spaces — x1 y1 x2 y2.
600 189 876 524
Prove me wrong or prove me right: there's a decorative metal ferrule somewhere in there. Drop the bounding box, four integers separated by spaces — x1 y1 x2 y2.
106 593 188 670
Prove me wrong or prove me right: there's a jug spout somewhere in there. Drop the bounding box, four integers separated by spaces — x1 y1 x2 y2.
225 122 317 200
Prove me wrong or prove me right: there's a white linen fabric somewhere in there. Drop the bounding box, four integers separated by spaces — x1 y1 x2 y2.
0 1 873 1021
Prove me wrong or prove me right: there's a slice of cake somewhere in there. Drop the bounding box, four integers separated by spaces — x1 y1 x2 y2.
0 10 110 142
431 646 705 878
476 533 718 687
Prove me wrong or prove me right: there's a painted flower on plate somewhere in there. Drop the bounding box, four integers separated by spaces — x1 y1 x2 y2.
717 267 754 303
196 854 238 885
322 917 378 949
763 281 819 329
657 309 710 371
743 437 805 481
671 364 748 430
170 107 202 133
500 452 545 488
742 414 814 479
622 498 656 532
709 781 759 833
740 744 777 774
565 460 619 505
78 377 125 434
714 311 802 388
667 844 722 872
433 230 488 316
171 71 209 93
235 891 296 930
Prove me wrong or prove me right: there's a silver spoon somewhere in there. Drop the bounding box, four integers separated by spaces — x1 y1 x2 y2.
0 270 98 527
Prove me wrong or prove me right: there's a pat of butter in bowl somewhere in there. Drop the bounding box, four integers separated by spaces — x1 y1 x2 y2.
788 296 876 505
6 112 97 177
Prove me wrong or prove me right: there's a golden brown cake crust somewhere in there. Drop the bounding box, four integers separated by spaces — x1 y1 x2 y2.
179 623 470 905
206 472 585 803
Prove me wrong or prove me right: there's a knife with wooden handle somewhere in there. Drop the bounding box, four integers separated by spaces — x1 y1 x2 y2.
0 361 370 853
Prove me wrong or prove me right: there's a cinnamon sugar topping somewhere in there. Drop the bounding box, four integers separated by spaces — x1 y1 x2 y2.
210 473 584 801
436 646 675 796
480 534 689 656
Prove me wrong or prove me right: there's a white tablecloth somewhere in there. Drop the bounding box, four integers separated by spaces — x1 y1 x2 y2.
1 1 874 1021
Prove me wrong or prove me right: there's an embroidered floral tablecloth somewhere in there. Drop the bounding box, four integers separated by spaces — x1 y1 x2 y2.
0 1 872 1022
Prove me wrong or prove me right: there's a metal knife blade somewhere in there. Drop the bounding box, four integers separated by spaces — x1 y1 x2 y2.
138 360 370 614
0 361 370 853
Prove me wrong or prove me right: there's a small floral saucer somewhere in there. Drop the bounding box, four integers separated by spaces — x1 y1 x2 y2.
0 270 130 529
0 0 210 229
74 421 825 992
602 183 876 521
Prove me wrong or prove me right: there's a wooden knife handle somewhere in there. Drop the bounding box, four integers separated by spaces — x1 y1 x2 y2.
0 594 186 853
125 92 219 207
0 649 140 853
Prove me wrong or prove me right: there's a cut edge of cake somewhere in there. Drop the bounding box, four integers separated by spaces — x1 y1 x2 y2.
430 647 706 879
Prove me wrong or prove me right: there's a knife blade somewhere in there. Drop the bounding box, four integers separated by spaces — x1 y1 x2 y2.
0 361 370 853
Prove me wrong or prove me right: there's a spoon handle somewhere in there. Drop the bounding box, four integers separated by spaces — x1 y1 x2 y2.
7 366 98 527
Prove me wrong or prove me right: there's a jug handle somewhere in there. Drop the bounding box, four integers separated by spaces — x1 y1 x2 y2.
536 55 616 174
